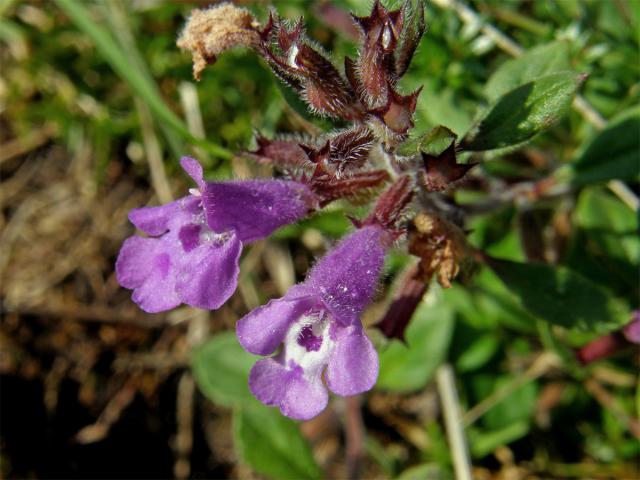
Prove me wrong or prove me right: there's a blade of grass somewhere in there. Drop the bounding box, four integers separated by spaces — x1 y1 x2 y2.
103 0 184 160
463 352 560 426
436 364 472 480
54 0 232 161
178 81 209 163
136 98 174 204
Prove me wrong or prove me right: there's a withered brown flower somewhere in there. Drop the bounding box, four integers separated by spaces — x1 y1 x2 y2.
177 3 261 80
409 212 469 288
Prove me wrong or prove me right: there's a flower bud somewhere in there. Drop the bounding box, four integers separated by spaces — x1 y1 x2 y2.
395 0 426 78
327 126 375 175
376 264 427 341
351 0 404 108
409 212 469 288
295 44 364 119
247 135 309 170
310 169 390 207
370 83 422 137
363 175 414 234
260 17 364 120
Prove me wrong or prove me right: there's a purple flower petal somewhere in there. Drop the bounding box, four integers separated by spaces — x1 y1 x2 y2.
180 156 205 191
128 202 181 236
116 235 181 313
236 296 315 355
248 357 288 407
203 180 316 243
280 371 328 420
128 196 201 236
116 236 157 289
249 357 328 420
326 327 378 396
307 226 387 325
129 157 204 236
131 267 181 313
177 224 202 252
175 232 243 310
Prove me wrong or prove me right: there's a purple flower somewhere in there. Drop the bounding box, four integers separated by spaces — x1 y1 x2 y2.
237 226 388 420
116 157 317 313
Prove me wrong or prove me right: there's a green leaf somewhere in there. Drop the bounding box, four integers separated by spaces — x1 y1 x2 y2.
378 297 454 392
442 274 538 334
468 421 530 459
576 187 639 265
485 41 571 102
233 401 322 480
462 72 584 152
455 334 500 373
474 277 538 333
565 187 639 301
416 82 474 136
486 257 630 333
398 124 457 157
480 376 537 430
468 207 525 262
191 332 255 407
567 107 640 185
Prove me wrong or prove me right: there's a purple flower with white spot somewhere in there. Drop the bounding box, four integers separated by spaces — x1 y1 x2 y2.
116 157 317 313
236 225 389 420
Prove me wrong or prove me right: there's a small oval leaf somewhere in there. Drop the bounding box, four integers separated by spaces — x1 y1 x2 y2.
233 401 322 479
191 331 255 407
568 107 640 185
462 72 584 152
486 257 631 333
485 41 571 102
378 298 454 392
